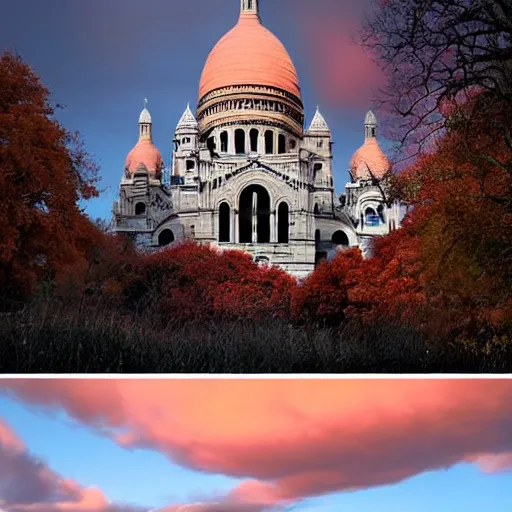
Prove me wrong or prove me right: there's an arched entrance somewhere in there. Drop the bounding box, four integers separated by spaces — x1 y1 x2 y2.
332 230 349 246
239 185 271 243
219 202 231 242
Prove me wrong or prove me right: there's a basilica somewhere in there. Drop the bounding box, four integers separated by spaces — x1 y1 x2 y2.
113 0 403 278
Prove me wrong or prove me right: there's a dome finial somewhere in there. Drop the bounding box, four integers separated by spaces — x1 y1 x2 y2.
144 98 148 108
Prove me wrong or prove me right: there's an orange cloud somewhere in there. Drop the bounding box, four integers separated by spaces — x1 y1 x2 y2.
2 379 512 511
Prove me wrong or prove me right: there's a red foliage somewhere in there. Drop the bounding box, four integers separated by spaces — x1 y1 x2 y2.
337 229 424 325
293 90 511 340
292 248 363 325
0 52 99 302
122 242 296 325
292 236 426 327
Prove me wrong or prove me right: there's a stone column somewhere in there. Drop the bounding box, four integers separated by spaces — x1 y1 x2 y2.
258 130 265 156
252 191 258 243
230 208 235 243
270 210 276 243
228 128 236 155
234 210 239 243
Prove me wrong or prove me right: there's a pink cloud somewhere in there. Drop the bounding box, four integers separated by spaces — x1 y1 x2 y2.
472 452 512 474
0 418 146 512
0 419 108 511
1 380 512 511
296 2 386 109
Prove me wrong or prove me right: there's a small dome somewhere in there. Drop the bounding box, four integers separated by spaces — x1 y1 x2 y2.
139 108 152 124
198 12 301 101
308 107 330 132
125 140 163 178
365 110 378 125
350 139 390 180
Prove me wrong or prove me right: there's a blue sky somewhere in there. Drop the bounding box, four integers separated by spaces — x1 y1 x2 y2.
0 395 243 510
0 0 386 222
1 380 512 511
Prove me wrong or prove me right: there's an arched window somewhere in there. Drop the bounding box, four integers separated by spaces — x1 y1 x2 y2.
332 230 349 246
315 229 321 248
220 131 228 153
278 134 286 154
250 129 259 153
158 229 175 247
365 207 379 225
135 202 146 215
277 202 289 243
219 202 231 242
265 130 274 154
239 185 271 244
235 129 245 154
186 160 195 170
314 203 320 215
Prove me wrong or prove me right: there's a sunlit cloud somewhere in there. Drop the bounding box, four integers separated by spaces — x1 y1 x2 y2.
1 380 512 511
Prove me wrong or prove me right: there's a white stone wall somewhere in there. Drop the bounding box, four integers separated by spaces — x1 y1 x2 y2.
114 113 402 278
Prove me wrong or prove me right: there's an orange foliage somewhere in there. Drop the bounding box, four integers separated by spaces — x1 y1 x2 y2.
293 92 511 339
390 93 512 336
0 52 99 302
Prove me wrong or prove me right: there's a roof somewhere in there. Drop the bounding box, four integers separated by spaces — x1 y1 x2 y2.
198 11 301 100
139 107 152 124
308 107 330 132
176 103 198 131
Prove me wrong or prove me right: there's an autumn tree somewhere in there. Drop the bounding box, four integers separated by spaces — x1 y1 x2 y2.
362 0 512 163
0 52 99 303
357 0 512 339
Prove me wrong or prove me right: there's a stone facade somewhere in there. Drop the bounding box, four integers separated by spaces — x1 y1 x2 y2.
113 1 403 279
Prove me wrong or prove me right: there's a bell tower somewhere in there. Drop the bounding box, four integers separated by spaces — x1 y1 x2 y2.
364 110 378 140
240 0 259 17
138 98 152 141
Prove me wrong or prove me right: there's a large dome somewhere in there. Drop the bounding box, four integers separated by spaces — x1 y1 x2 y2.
198 12 301 101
